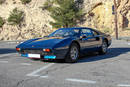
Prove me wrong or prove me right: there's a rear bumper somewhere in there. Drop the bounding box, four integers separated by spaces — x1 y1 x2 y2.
107 36 112 47
108 39 112 47
17 46 69 60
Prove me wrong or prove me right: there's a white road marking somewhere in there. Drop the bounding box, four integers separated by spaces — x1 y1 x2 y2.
0 61 8 63
118 84 130 87
27 63 54 77
40 76 48 78
20 63 32 66
66 78 96 84
0 53 17 58
29 75 40 77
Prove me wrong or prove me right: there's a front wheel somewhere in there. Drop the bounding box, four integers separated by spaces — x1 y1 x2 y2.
65 43 79 63
99 41 108 55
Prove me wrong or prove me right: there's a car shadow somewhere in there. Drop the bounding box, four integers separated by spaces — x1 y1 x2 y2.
0 48 16 54
78 48 130 63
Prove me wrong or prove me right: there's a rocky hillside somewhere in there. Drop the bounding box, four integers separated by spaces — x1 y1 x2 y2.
0 0 130 40
83 0 130 36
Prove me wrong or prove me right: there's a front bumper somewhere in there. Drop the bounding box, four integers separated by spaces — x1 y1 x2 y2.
17 46 69 59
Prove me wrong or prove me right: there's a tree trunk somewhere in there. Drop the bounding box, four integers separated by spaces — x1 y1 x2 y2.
114 0 119 40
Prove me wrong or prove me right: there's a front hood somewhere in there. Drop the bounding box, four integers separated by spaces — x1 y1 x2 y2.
17 37 72 49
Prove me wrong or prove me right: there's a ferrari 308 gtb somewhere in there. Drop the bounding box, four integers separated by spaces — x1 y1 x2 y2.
16 27 111 63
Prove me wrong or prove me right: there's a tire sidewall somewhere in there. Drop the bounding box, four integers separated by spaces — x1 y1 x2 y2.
100 40 108 54
65 43 79 63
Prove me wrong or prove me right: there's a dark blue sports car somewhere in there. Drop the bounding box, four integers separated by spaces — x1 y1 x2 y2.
16 27 111 63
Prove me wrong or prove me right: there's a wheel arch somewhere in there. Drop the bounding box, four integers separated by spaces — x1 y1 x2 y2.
65 40 80 63
103 38 109 47
70 41 80 50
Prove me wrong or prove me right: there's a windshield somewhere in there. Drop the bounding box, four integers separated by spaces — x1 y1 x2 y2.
48 29 79 37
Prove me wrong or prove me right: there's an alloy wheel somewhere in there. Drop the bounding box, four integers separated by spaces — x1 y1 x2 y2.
102 41 107 53
70 46 78 60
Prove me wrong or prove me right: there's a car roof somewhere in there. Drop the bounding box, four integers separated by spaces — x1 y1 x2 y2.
58 27 107 35
59 27 94 30
58 27 103 34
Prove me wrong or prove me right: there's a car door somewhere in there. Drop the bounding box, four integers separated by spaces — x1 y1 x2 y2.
79 28 98 52
91 29 102 49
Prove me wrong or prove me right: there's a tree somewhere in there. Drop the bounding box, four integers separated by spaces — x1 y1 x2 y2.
0 17 4 28
113 0 118 40
0 0 5 4
42 0 83 28
21 0 31 4
8 8 24 26
8 8 24 39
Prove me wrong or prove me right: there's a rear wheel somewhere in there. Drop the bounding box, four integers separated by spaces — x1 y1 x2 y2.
65 43 79 63
99 40 108 55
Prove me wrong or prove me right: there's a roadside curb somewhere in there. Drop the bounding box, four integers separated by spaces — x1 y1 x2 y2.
118 37 130 41
7 41 23 44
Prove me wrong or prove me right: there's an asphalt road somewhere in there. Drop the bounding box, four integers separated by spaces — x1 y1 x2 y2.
0 40 130 87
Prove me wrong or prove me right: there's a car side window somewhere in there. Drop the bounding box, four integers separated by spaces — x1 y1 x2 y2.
92 30 99 36
81 29 93 37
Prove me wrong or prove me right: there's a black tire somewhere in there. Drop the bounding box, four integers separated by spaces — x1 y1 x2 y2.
99 40 108 55
65 43 79 63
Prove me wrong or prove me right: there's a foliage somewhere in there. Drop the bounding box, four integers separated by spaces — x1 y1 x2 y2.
20 0 31 4
8 8 24 26
102 28 112 34
0 17 4 27
0 0 5 4
42 0 83 28
124 27 130 30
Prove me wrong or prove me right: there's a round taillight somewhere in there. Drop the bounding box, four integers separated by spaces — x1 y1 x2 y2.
16 48 20 51
43 49 51 52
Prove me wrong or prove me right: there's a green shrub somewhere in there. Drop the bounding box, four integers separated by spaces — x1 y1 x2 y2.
42 0 83 28
0 17 4 27
20 0 31 4
0 0 5 4
8 8 24 26
102 28 112 34
124 27 130 30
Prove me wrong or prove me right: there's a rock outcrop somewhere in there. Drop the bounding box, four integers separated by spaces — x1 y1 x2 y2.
0 0 129 40
82 0 130 36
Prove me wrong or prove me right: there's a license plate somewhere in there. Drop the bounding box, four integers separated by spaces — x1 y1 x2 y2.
21 54 40 58
28 54 40 58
